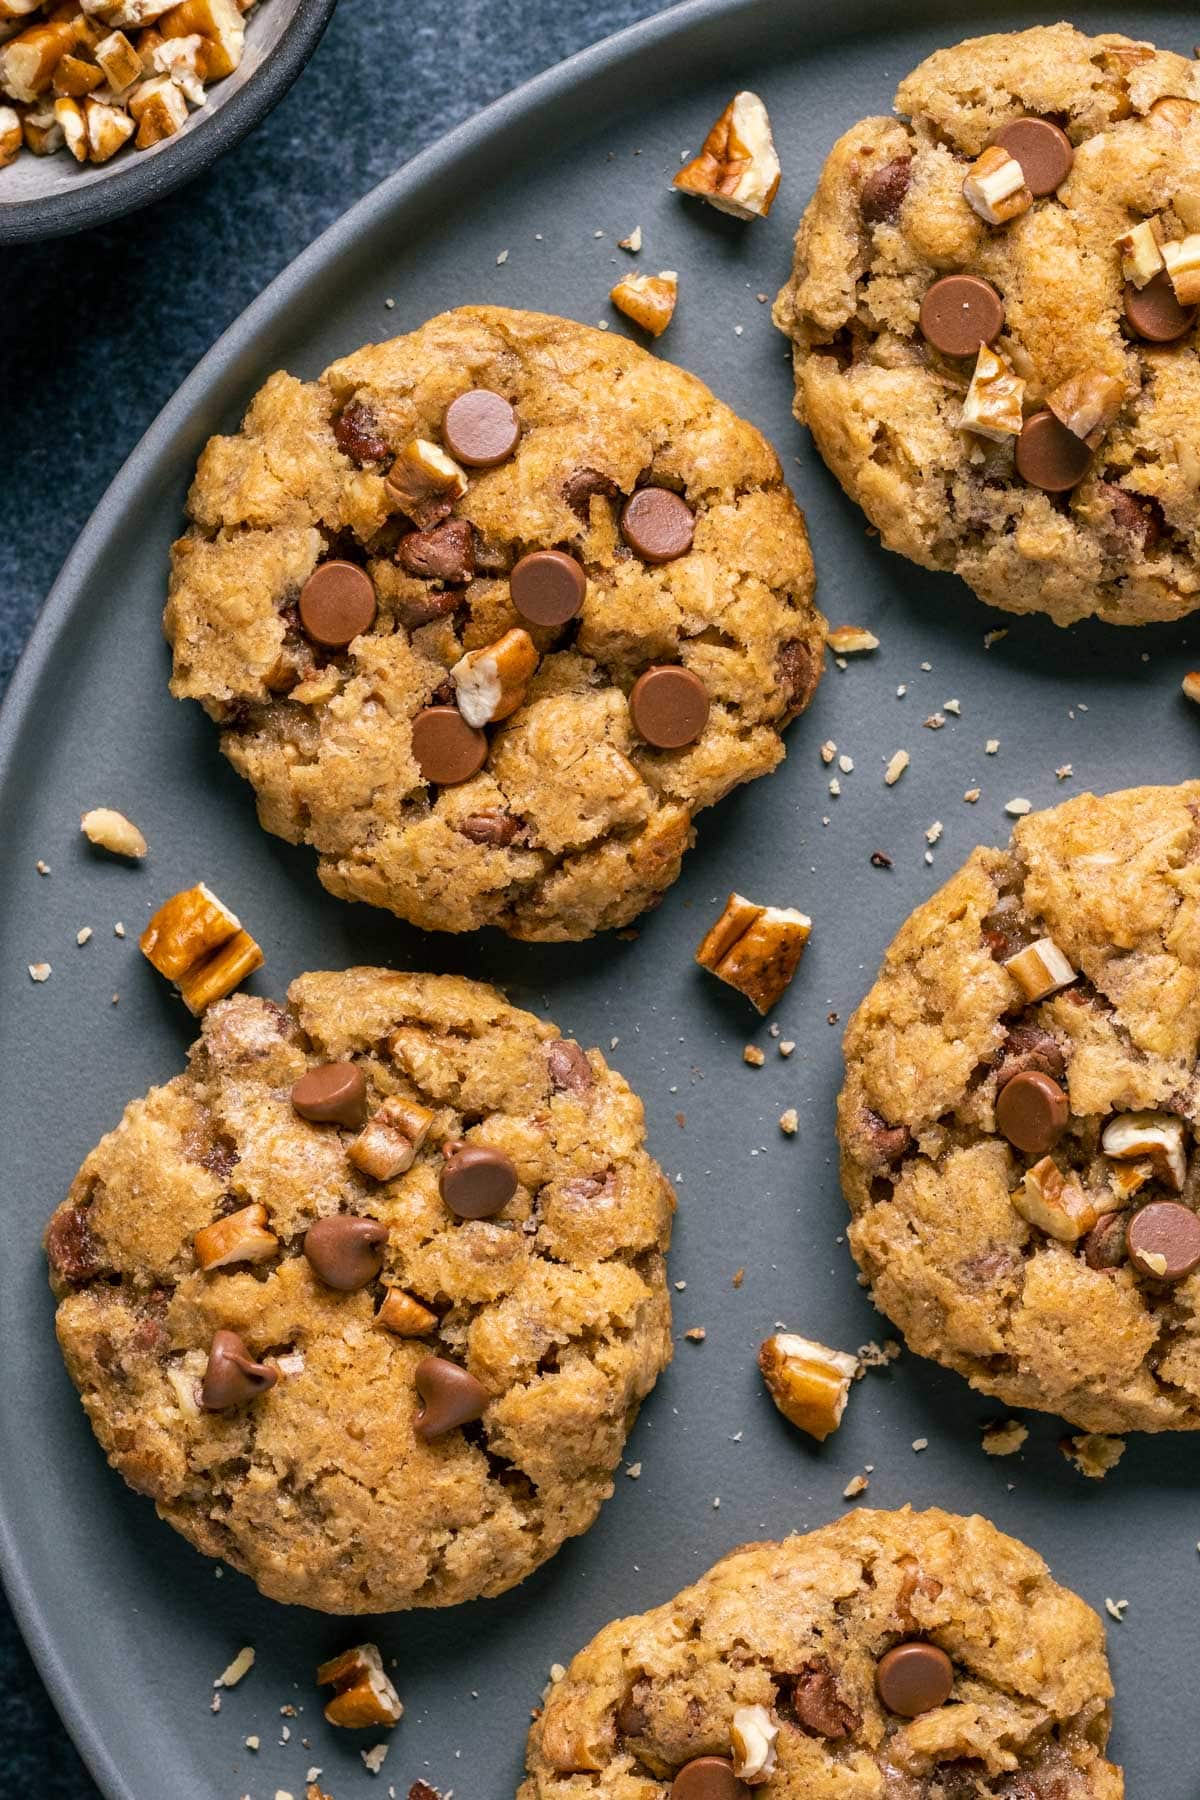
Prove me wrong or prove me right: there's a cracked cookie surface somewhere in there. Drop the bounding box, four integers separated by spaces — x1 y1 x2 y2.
840 783 1200 1433
519 1507 1121 1799
44 969 674 1612
774 25 1200 626
166 305 823 939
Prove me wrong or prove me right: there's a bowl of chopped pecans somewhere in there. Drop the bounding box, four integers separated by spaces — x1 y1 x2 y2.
0 0 337 242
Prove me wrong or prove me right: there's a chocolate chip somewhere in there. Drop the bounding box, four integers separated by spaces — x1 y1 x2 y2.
200 1329 278 1411
397 589 464 630
1098 482 1164 553
789 1658 861 1739
439 1144 519 1219
995 1070 1069 1155
411 706 488 786
918 275 1004 356
1015 410 1092 493
990 118 1073 195
510 549 587 627
333 399 388 464
860 1108 913 1172
1124 270 1197 343
398 519 475 585
1126 1201 1200 1282
199 1140 241 1180
875 1641 954 1717
563 466 620 518
777 638 822 718
669 1759 748 1800
1083 1210 1128 1271
547 1037 594 1095
304 1215 388 1291
413 1355 488 1439
615 1683 650 1738
995 1022 1066 1090
620 487 696 563
45 1205 101 1286
629 665 710 748
459 810 520 846
442 389 520 467
870 850 894 869
860 154 912 223
292 1062 368 1128
298 561 377 649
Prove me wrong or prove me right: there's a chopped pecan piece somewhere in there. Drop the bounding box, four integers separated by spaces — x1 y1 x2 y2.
333 398 388 464
397 518 475 584
787 1658 861 1740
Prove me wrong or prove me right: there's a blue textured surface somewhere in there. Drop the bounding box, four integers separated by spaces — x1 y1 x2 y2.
0 1 660 1788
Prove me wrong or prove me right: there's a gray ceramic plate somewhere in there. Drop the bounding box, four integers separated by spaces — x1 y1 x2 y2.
2 1 1199 1795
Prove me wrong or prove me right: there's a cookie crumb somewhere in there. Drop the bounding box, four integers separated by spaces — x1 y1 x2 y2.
911 1437 928 1452
732 1268 745 1288
1060 1433 1126 1479
964 787 981 803
685 1327 707 1343
884 749 909 786
1005 797 1032 816
985 738 1000 754
779 1108 798 1135
743 1045 765 1067
76 927 92 946
215 1646 255 1689
36 860 50 876
981 1418 1028 1457
842 1473 869 1498
983 629 1008 649
28 962 51 982
820 739 837 764
1055 763 1073 780
362 1743 389 1775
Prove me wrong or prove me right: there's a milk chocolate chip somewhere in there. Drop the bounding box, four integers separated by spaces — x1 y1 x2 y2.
411 706 488 785
919 275 1004 356
990 117 1073 195
439 1144 519 1219
442 390 520 467
291 1063 368 1128
875 1642 954 1717
414 1355 488 1439
620 487 695 563
201 1329 278 1411
670 1759 748 1800
995 1070 1069 1156
1124 270 1197 343
1015 410 1092 492
298 562 377 650
510 550 587 626
303 1215 388 1291
629 665 710 748
1127 1201 1200 1282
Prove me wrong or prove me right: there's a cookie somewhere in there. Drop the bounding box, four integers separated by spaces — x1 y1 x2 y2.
44 969 675 1612
520 1507 1121 1798
840 782 1200 1434
774 25 1200 627
165 305 824 940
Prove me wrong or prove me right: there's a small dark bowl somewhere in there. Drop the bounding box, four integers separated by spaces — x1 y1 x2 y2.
0 0 338 245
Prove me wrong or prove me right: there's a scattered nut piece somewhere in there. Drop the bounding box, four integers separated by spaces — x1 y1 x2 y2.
214 1645 255 1689
758 1332 859 1442
980 1418 1028 1457
54 93 85 158
1115 216 1165 287
376 1288 438 1336
0 105 21 167
93 26 141 86
0 14 83 105
884 749 909 786
617 224 642 251
1003 936 1077 1003
1162 233 1200 305
1046 370 1127 446
730 1704 779 1784
194 1203 278 1272
610 269 677 337
140 881 262 1014
1012 1155 1097 1242
1101 1110 1187 1191
128 70 186 145
385 439 468 526
825 624 879 654
960 344 1025 440
673 90 780 220
779 1108 798 1135
962 144 1032 224
84 95 134 160
696 891 812 1014
1061 1433 1126 1480
28 962 51 982
318 1643 403 1730
742 1044 765 1067
451 627 538 727
158 0 243 78
843 1472 869 1498
81 806 147 859
819 739 836 764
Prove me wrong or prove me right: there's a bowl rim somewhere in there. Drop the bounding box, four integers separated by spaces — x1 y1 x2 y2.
0 0 338 246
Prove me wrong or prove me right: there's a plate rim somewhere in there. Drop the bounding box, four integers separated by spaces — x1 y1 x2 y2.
0 0 765 1792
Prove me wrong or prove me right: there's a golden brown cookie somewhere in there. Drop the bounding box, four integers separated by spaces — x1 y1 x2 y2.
840 782 1200 1433
166 305 824 939
520 1508 1122 1799
775 25 1200 626
45 969 675 1612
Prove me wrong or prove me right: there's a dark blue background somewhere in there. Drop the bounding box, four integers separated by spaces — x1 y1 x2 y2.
0 2 660 1787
